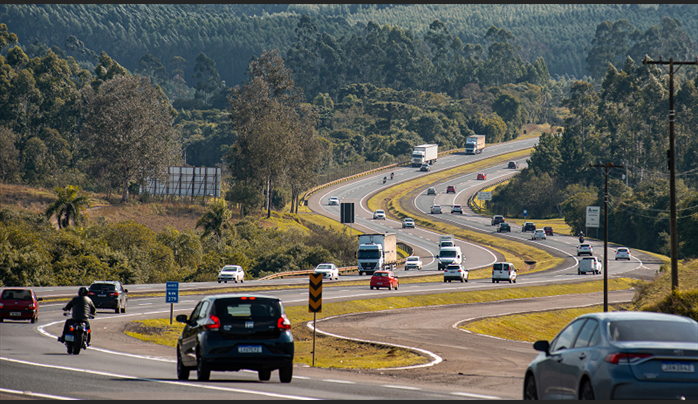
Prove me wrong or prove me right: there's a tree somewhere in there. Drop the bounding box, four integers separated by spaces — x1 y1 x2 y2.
196 199 232 242
0 126 20 183
45 184 91 229
79 75 180 202
192 53 223 105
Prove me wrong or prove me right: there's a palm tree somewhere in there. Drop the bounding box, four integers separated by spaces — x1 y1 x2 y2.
45 185 92 229
196 199 232 242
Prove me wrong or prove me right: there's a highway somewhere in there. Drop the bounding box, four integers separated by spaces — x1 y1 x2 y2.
0 137 662 400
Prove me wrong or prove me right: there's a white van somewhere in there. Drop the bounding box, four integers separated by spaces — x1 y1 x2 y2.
492 262 516 283
436 246 462 270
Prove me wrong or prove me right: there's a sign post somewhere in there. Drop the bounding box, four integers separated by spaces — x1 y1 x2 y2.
308 273 323 367
166 281 179 324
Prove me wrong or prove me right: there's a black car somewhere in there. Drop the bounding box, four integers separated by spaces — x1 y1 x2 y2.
508 161 519 169
420 164 430 172
176 293 294 383
491 215 505 226
88 281 128 313
522 222 536 232
497 223 511 232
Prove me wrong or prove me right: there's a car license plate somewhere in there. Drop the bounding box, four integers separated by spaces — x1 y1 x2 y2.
10 312 21 316
377 282 383 285
64 334 74 342
661 363 695 373
99 294 106 297
238 345 262 353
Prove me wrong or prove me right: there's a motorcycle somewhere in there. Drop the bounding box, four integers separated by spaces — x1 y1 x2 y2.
579 236 585 243
390 172 394 180
62 311 94 355
383 177 387 184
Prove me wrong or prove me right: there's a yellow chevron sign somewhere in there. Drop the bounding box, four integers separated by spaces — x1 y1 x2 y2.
309 273 322 313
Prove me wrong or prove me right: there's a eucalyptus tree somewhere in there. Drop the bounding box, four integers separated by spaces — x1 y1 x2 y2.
78 75 180 202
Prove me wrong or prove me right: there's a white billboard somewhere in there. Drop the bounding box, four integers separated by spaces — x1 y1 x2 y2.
586 206 600 228
477 191 492 201
140 166 221 197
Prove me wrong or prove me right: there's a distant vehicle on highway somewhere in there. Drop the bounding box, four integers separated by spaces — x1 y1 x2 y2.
218 265 245 284
420 164 431 172
313 263 339 280
88 281 128 314
476 172 487 180
543 226 554 236
176 293 294 383
0 288 42 323
404 256 422 270
369 270 399 290
451 204 463 214
443 264 468 282
577 243 593 256
578 256 601 275
497 222 511 233
373 209 386 220
491 215 505 226
522 222 536 232
615 247 631 260
524 312 698 400
431 205 443 214
446 185 456 194
427 187 436 195
402 218 415 228
531 229 547 240
492 262 516 283
508 161 519 169
328 196 339 205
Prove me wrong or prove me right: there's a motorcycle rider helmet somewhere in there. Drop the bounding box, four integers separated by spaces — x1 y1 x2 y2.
78 287 89 296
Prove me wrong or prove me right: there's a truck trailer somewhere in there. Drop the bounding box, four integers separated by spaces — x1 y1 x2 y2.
465 135 486 155
357 233 397 275
411 144 438 167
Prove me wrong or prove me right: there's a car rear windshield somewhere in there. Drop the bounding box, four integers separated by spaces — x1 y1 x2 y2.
1 290 32 300
440 251 457 257
609 320 698 343
213 298 282 323
373 272 389 277
89 284 116 292
407 257 419 261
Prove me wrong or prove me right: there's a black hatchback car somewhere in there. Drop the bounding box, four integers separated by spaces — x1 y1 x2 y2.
176 293 294 383
88 281 128 313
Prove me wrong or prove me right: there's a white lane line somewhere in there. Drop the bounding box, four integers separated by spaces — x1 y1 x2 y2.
0 387 79 400
293 376 311 380
382 385 421 391
138 303 153 306
322 379 355 384
451 391 501 400
0 357 319 400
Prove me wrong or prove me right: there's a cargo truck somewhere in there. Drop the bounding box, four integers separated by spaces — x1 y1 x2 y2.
357 233 397 275
465 135 486 155
439 235 455 247
411 144 438 167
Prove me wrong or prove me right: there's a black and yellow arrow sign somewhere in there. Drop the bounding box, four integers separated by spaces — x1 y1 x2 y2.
309 273 322 313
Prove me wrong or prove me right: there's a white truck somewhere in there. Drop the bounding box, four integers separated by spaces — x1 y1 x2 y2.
578 256 602 275
465 135 486 155
357 233 397 275
439 235 455 248
411 144 438 167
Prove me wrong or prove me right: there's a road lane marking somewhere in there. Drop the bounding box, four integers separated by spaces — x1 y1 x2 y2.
138 303 153 306
0 387 79 400
451 391 500 399
382 385 421 390
0 357 319 400
322 379 355 384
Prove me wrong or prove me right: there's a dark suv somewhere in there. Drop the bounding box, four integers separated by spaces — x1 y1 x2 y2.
497 223 511 233
176 294 294 383
522 222 536 232
88 281 128 313
491 215 505 226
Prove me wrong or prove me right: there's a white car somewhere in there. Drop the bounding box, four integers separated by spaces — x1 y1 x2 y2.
373 209 386 219
577 243 593 256
328 196 340 205
402 218 415 228
444 264 468 282
404 255 422 270
492 262 516 283
615 247 631 260
431 205 443 214
578 256 601 275
217 265 245 283
313 263 339 280
531 229 546 240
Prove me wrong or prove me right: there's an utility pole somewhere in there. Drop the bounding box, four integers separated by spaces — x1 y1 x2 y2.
590 162 624 312
642 56 698 291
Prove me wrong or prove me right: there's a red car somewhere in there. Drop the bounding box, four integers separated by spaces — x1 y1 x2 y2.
0 288 42 323
370 270 399 290
544 226 554 236
446 185 456 194
477 173 487 180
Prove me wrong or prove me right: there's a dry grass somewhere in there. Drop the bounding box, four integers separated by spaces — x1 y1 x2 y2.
296 212 362 235
630 258 698 311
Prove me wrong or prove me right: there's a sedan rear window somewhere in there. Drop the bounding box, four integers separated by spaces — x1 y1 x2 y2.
609 320 698 343
89 284 116 292
1 290 32 300
214 298 281 322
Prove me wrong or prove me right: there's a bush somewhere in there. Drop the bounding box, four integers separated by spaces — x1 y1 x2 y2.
642 289 698 321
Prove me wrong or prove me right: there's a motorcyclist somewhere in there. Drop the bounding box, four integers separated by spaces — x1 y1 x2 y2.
383 176 387 184
58 287 96 347
579 230 585 243
390 172 394 180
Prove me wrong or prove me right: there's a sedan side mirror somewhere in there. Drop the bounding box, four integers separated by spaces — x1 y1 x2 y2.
37 298 44 302
124 289 129 293
435 255 439 259
533 340 550 356
175 314 188 324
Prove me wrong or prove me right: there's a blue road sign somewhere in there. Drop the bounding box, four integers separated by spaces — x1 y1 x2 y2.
166 281 179 303
523 209 528 217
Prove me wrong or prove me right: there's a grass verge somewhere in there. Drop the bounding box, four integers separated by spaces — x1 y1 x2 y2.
629 258 698 320
124 277 635 369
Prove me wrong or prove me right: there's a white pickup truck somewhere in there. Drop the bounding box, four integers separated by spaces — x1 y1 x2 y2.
578 256 601 275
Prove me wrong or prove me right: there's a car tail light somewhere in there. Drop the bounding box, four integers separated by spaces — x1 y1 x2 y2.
0 303 3 308
604 353 653 364
69 325 74 331
28 303 35 309
277 314 291 330
240 297 256 300
88 292 96 296
109 292 119 297
203 315 220 330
